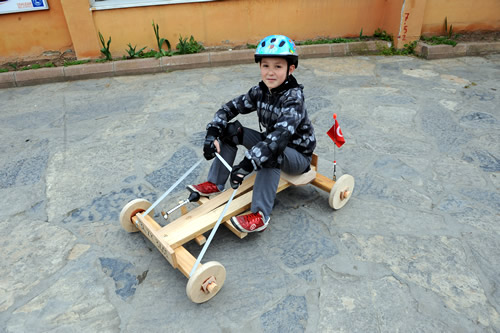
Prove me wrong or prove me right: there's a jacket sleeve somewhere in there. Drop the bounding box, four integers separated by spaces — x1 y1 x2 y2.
207 86 260 132
245 90 305 169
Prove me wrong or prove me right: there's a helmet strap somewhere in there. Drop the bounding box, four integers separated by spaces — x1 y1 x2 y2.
285 59 293 82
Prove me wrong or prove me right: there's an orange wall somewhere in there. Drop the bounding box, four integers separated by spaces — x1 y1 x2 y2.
381 0 405 39
421 0 500 35
2 0 400 62
1 0 499 63
92 0 392 58
0 0 72 62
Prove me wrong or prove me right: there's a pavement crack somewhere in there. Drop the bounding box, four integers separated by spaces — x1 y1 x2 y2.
136 270 149 285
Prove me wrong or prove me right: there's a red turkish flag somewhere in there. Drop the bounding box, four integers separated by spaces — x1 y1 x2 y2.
327 114 345 148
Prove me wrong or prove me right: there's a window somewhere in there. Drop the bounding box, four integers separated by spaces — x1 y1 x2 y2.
90 0 220 11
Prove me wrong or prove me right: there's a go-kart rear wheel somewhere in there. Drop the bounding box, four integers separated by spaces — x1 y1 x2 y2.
119 199 154 232
186 261 226 303
329 174 355 210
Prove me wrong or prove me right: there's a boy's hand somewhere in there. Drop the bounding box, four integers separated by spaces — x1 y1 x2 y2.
230 158 253 189
203 127 221 160
203 136 217 160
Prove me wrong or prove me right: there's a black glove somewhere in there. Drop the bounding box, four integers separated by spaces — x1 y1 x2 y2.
230 158 253 189
203 127 220 160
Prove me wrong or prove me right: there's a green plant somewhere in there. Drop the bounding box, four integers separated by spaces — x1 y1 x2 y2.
295 29 393 46
176 35 204 54
420 35 457 46
0 68 8 73
377 43 394 56
377 39 417 56
443 16 454 39
21 64 39 70
139 49 158 58
372 28 417 56
298 37 355 45
419 17 457 47
95 59 108 63
246 43 258 49
98 31 112 61
8 62 18 71
401 41 417 55
20 62 55 71
373 28 393 42
152 20 171 57
64 59 91 67
126 43 147 59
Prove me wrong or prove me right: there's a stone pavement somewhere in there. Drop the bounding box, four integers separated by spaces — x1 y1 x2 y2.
0 54 499 332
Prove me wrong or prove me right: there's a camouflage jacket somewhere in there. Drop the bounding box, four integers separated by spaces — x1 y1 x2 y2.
208 75 316 170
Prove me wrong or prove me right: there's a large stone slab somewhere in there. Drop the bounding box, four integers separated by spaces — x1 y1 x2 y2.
319 267 452 332
340 233 500 330
0 218 76 313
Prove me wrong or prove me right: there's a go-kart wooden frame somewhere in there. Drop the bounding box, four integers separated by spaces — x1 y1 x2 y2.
119 154 354 303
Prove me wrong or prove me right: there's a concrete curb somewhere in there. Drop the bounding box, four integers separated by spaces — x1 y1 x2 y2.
1 40 499 88
416 41 500 59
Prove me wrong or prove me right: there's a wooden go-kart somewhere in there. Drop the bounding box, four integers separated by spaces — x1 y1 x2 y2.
119 153 354 303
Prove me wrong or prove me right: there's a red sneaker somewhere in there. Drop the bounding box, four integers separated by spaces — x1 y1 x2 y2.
187 181 222 197
231 211 269 233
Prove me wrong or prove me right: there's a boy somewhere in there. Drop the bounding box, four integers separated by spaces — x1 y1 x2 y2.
189 35 316 233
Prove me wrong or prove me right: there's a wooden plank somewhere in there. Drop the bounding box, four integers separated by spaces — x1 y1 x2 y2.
134 214 177 269
182 202 207 245
281 169 316 186
224 219 248 239
198 196 210 204
164 191 253 248
311 153 318 169
197 190 248 238
158 174 257 234
195 234 207 246
311 172 335 193
175 246 197 278
163 178 292 249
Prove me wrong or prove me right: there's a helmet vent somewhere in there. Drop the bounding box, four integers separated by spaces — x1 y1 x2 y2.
261 41 266 47
270 38 276 43
279 40 285 47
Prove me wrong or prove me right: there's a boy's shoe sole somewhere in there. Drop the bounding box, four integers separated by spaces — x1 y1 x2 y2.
230 216 268 233
186 185 222 197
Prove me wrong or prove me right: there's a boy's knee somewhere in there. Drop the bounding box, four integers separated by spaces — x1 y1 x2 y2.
221 120 244 147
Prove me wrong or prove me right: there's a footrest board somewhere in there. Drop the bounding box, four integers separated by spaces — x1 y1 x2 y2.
196 197 247 239
162 178 292 249
169 173 257 227
162 154 322 249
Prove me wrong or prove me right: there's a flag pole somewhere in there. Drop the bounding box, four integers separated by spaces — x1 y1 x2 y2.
333 113 337 181
333 149 336 181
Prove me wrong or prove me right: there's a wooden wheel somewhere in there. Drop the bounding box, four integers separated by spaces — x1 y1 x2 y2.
186 261 226 303
119 199 154 232
329 174 354 210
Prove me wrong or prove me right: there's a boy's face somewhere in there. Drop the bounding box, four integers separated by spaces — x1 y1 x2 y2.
260 57 295 90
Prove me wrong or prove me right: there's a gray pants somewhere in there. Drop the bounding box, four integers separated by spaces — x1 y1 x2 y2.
207 127 311 219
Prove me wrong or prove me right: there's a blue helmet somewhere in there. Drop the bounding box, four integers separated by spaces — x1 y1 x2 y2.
254 35 299 68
